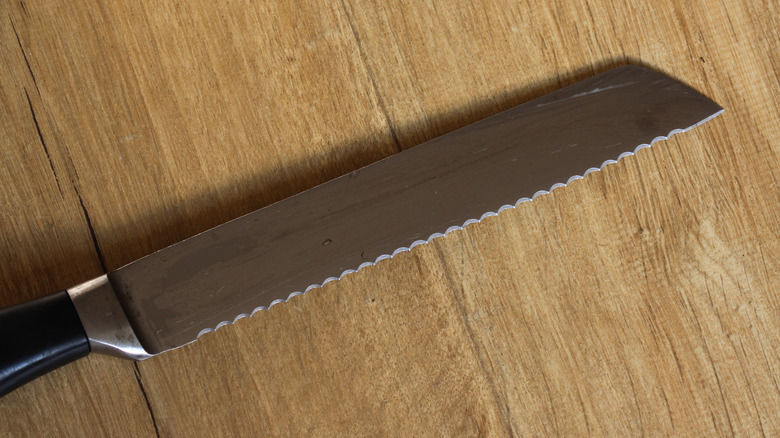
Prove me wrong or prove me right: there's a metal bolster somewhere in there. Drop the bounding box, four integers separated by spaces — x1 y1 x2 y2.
67 275 153 361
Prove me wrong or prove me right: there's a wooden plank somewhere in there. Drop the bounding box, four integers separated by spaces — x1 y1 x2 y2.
0 5 158 437
1 0 778 436
343 0 780 434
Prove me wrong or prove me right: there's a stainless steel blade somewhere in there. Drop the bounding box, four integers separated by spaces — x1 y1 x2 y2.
107 66 723 354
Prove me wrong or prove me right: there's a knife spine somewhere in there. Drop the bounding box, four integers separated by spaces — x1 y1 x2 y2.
193 114 722 343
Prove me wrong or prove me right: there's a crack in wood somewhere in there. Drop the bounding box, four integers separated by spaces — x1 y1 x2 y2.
432 241 516 437
134 364 162 438
10 18 39 95
23 88 62 196
338 0 402 153
74 188 107 273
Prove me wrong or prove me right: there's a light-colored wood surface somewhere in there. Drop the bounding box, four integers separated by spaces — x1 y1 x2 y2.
1 0 778 435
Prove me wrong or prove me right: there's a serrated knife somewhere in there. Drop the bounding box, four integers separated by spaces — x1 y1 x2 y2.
0 66 723 396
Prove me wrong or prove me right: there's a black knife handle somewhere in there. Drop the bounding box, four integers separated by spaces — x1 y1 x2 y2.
0 291 89 397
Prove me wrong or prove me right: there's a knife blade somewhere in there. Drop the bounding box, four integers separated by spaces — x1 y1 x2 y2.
0 65 723 396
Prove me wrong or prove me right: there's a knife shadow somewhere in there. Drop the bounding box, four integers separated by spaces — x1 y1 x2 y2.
3 56 663 305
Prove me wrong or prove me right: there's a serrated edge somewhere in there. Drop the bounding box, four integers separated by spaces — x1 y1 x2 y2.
195 109 723 340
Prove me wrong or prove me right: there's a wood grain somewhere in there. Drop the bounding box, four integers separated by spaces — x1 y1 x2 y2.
1 0 778 436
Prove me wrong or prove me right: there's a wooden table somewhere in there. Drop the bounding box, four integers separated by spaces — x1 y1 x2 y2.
1 0 778 436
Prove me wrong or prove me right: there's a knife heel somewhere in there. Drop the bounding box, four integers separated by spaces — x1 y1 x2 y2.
0 291 89 397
